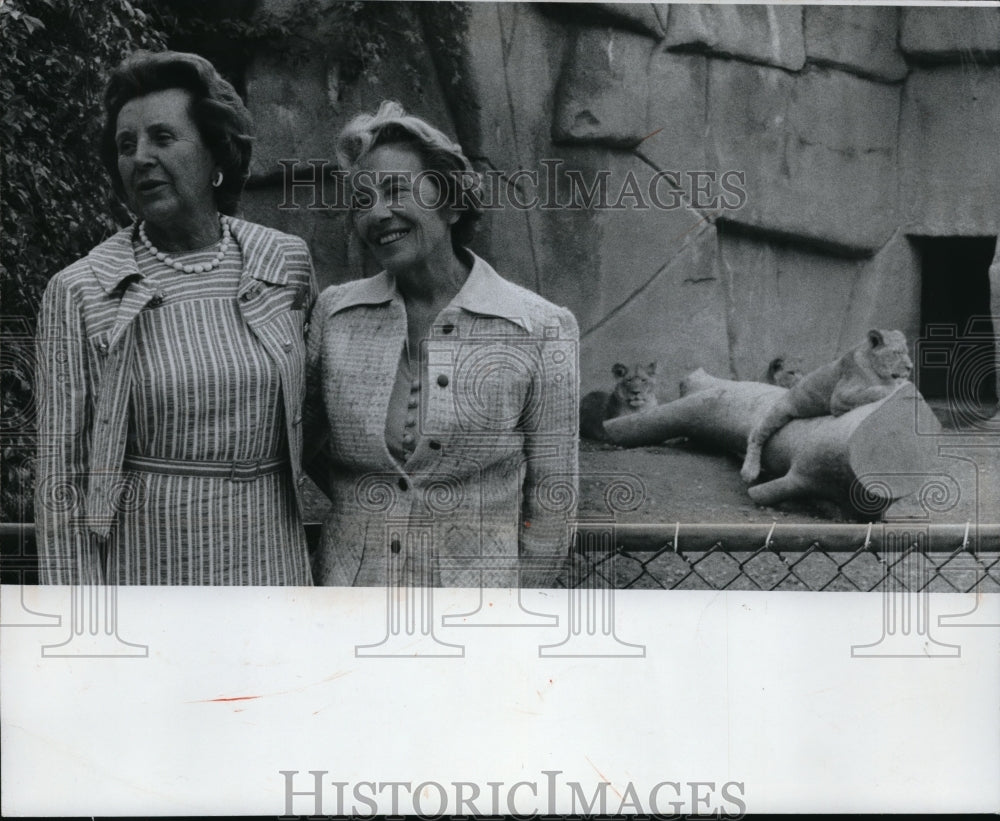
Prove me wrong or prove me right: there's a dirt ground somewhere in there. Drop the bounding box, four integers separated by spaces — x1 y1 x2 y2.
304 439 864 526
576 398 1000 527
577 437 850 524
304 434 999 526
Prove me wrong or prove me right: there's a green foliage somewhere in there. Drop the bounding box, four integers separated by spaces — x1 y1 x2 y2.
332 1 423 87
1 0 165 521
143 0 443 94
143 0 287 95
1 0 165 318
416 2 475 149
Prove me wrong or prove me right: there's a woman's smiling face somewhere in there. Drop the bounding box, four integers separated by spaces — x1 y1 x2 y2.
352 143 457 275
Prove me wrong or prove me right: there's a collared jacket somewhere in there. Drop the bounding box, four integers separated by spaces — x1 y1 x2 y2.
35 217 316 584
304 252 580 588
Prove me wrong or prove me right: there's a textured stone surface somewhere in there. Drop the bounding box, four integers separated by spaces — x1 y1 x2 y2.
900 67 1000 236
653 3 669 33
465 2 568 170
805 5 908 82
639 50 708 174
900 7 1000 61
707 62 900 254
839 231 922 354
717 228 864 382
665 4 805 71
462 2 571 294
241 47 358 288
591 2 666 38
244 49 338 180
579 223 730 400
526 147 718 347
464 8 724 395
552 26 655 147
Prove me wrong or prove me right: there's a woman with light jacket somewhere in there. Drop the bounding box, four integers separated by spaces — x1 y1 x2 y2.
35 50 315 585
305 101 579 588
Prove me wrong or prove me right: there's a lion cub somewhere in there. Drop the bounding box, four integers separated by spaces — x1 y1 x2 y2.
580 362 658 441
740 330 912 483
765 356 804 389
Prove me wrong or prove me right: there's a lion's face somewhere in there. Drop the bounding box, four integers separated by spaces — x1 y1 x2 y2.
611 362 658 409
866 329 913 381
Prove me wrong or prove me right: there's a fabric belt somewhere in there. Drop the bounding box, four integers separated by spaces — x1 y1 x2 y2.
122 454 288 481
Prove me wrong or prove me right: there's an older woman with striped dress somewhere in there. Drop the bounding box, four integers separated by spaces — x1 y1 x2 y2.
35 51 314 585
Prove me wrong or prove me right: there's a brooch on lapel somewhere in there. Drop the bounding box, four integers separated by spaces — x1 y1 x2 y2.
239 282 265 303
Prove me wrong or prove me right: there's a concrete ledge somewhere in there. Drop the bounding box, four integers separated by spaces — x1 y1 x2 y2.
665 4 805 71
901 7 1000 64
805 5 908 82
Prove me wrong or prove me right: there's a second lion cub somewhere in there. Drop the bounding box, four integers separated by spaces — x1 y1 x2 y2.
580 362 658 441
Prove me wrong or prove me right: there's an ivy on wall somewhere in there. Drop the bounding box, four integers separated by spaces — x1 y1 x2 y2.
1 0 164 326
1 0 165 522
1 0 470 522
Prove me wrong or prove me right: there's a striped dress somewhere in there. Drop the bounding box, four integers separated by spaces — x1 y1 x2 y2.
109 238 311 585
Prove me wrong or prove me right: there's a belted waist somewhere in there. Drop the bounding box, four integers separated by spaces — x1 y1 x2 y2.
122 454 289 481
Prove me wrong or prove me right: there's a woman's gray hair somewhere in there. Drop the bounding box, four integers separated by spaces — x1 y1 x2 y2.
336 101 483 249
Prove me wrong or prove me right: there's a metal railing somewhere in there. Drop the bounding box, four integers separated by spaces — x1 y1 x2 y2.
5 521 999 592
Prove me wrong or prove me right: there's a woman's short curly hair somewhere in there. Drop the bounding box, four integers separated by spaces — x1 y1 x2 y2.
101 50 253 216
335 101 483 250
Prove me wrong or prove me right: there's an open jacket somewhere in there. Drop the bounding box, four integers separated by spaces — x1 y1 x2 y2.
304 252 580 588
35 217 316 584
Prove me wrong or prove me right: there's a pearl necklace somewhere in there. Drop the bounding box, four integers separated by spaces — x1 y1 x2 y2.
139 215 231 274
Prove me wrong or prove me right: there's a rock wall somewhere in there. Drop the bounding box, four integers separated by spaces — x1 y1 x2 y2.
239 2 1000 400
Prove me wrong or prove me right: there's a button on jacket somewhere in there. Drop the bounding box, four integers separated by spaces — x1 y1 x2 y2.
35 218 316 584
304 253 580 588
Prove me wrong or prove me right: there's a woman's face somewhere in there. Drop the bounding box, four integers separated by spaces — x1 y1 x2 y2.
115 88 218 233
352 143 457 275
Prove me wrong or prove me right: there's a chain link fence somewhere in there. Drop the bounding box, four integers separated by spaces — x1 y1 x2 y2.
567 523 1000 593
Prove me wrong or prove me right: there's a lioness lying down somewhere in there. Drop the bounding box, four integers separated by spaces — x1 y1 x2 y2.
741 329 913 484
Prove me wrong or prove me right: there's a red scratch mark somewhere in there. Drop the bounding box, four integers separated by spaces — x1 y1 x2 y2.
676 208 724 241
646 208 727 267
585 756 622 799
639 127 664 144
188 670 353 705
323 671 352 683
